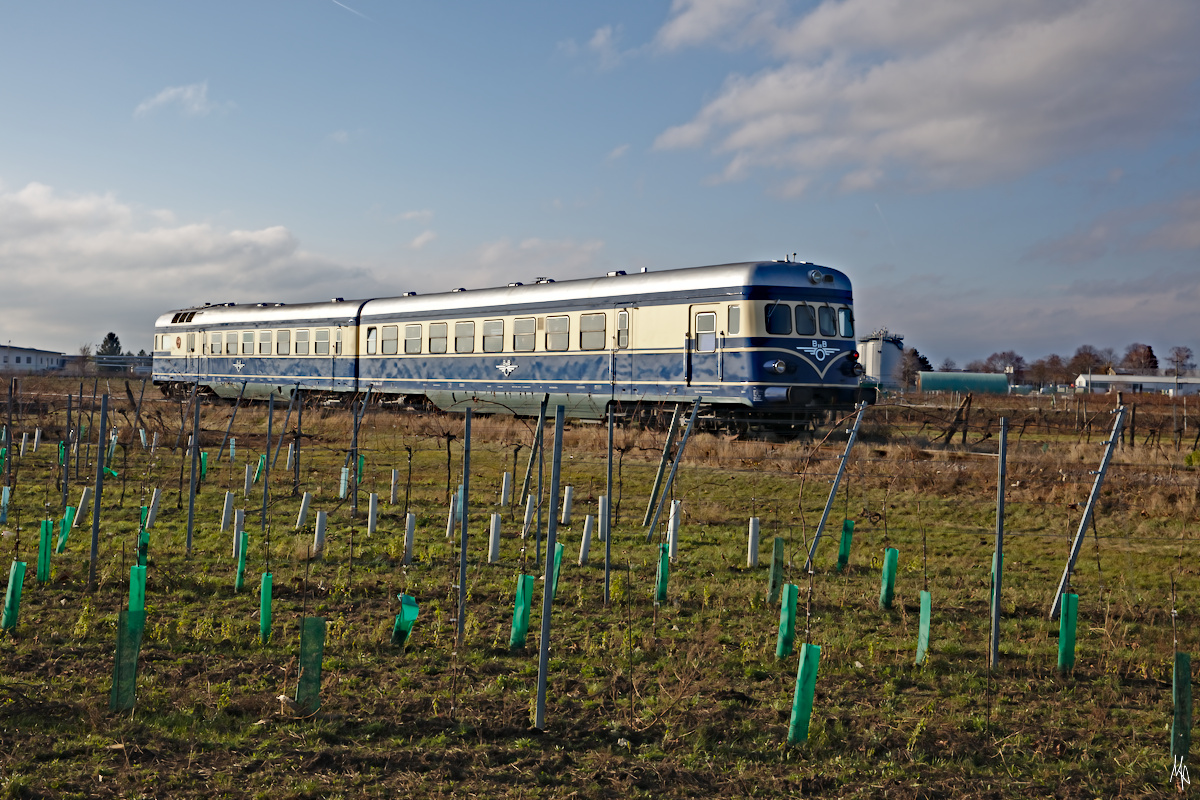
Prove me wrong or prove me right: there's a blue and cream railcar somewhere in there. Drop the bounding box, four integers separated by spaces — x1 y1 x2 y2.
153 299 363 399
153 260 865 426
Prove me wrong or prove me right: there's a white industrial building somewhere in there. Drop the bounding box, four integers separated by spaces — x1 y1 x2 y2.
1075 373 1200 396
0 345 66 373
858 329 905 390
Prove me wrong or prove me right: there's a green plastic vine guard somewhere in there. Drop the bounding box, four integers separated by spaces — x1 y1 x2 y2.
235 532 248 592
128 565 147 636
392 594 420 646
767 537 785 605
655 543 669 604
551 542 564 602
56 507 75 554
1173 652 1192 766
254 454 266 484
295 616 326 714
200 452 208 480
776 583 798 659
1057 592 1079 674
358 454 366 481
58 441 65 465
2 561 26 630
787 642 821 744
260 573 273 644
37 520 53 583
836 519 855 572
509 574 535 649
879 547 899 609
109 609 142 712
915 590 932 665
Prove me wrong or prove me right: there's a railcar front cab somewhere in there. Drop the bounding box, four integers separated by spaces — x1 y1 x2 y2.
738 266 863 412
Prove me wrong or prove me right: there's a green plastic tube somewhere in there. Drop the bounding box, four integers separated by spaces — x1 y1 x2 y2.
916 590 932 665
254 454 266 484
1173 651 1192 765
2 561 26 630
1057 592 1078 674
295 616 326 713
655 543 669 604
109 609 141 712
58 441 65 466
836 519 855 572
787 642 821 744
391 594 420 646
358 454 366 481
37 520 53 583
551 542 564 603
776 583 798 659
128 565 147 635
200 451 208 480
260 573 273 644
56 507 76 554
767 537 785 605
235 532 248 592
879 547 899 609
509 574 535 649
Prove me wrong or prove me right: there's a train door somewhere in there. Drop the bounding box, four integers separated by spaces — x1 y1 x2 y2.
687 305 720 386
612 307 633 401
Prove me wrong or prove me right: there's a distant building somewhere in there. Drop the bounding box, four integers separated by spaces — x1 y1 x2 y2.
858 329 905 390
1075 373 1200 396
0 345 66 374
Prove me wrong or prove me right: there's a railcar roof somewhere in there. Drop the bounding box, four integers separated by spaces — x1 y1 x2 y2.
156 260 850 327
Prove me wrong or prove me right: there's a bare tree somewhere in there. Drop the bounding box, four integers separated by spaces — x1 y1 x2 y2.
937 358 957 371
1167 346 1195 377
1120 343 1158 374
897 347 932 388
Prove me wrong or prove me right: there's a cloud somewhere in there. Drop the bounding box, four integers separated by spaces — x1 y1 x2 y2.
410 230 437 250
654 0 1200 193
1024 193 1200 265
607 144 630 161
0 182 378 352
559 25 632 70
329 130 350 144
399 209 434 224
134 81 227 118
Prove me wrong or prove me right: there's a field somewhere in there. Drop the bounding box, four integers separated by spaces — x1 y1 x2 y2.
1 377 1198 798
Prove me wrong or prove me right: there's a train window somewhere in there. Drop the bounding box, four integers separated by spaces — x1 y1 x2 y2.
314 329 330 355
225 334 236 355
335 329 343 355
513 318 536 351
187 333 196 353
695 312 717 353
838 308 854 338
366 327 378 355
727 305 740 335
404 324 422 354
545 316 569 351
381 325 399 355
580 313 606 350
455 321 475 353
242 331 254 355
258 331 272 354
295 329 309 355
795 304 816 336
617 311 629 348
208 332 221 354
429 322 448 354
483 320 504 353
765 302 792 335
277 330 291 355
818 306 836 337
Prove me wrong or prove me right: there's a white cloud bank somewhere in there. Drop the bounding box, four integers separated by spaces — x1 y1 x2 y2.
654 0 1200 194
0 182 376 352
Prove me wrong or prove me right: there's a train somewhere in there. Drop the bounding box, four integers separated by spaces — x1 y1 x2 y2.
152 259 866 434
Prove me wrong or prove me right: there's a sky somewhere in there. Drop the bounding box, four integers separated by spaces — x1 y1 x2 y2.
1 0 1198 368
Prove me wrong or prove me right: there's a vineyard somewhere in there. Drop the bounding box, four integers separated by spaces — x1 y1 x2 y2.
0 376 1197 799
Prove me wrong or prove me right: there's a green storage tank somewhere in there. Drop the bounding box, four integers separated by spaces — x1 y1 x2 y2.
917 371 1010 395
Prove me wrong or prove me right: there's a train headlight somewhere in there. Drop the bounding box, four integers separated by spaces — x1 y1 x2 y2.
764 359 788 374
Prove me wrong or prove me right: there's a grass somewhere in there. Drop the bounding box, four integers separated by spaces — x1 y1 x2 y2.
0 381 1197 797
